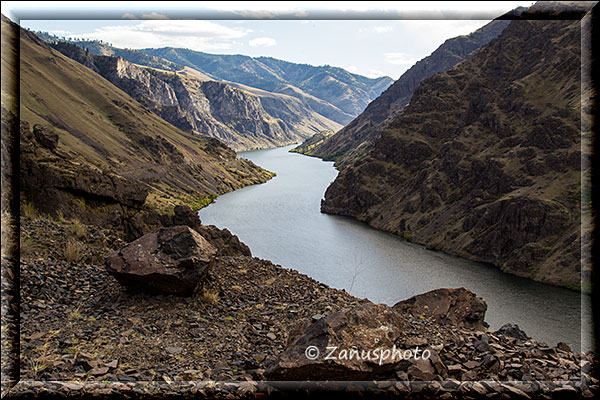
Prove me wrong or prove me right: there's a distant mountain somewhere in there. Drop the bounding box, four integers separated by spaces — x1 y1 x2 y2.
293 16 518 166
140 47 394 125
6 15 274 238
35 37 346 150
49 41 340 151
320 3 593 289
35 32 185 72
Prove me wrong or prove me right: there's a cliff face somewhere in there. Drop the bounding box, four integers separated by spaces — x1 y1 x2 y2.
7 15 274 238
140 47 394 125
321 12 592 289
52 42 339 151
294 18 514 166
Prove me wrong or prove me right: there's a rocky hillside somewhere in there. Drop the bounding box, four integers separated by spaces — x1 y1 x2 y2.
5 14 274 239
50 41 339 151
14 214 597 398
321 5 593 289
293 17 515 166
140 47 394 125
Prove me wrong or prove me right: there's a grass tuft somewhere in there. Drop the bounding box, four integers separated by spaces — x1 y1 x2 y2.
71 220 87 239
64 238 83 263
201 287 219 304
23 202 37 221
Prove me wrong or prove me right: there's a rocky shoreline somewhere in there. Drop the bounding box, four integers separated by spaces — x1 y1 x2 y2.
7 215 598 398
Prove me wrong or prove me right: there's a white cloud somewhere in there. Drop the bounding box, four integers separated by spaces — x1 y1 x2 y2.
248 37 276 47
344 65 359 73
71 20 251 51
384 52 419 66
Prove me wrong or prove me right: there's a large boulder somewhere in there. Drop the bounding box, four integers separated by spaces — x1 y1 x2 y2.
105 226 217 295
265 303 409 381
266 288 490 381
393 288 488 330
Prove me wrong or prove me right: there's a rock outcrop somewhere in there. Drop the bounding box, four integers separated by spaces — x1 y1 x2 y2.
140 47 394 124
171 205 202 229
320 4 593 289
393 288 488 331
32 124 59 150
495 323 529 340
266 303 407 381
266 288 488 381
266 286 596 390
105 226 217 295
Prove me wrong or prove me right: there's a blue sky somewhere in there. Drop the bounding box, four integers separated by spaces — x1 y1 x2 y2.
5 2 530 79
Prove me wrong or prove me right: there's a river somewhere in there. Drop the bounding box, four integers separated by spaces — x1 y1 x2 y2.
199 145 593 352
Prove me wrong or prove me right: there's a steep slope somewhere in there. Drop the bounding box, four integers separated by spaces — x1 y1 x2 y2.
140 47 394 124
6 15 274 237
321 8 592 289
50 41 339 151
294 17 514 166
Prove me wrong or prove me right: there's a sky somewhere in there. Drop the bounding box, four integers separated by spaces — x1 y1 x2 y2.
4 2 531 79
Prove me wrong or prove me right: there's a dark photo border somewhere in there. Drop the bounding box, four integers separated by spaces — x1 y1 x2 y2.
1 2 598 399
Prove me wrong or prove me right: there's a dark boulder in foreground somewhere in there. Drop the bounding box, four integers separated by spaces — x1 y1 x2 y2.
266 288 488 381
393 287 488 330
265 302 408 381
105 226 217 295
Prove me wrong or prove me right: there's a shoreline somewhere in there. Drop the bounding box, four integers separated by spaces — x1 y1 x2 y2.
290 148 589 294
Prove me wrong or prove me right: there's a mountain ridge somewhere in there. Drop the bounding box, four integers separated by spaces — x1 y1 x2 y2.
292 16 517 167
46 40 341 151
140 47 393 125
319 7 592 289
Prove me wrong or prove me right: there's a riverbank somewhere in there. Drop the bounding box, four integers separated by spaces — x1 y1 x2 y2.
201 145 590 352
10 215 599 398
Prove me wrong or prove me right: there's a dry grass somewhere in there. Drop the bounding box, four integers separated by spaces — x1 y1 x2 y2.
22 202 37 221
55 210 66 223
68 308 82 320
64 238 83 263
200 287 219 304
71 219 87 239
